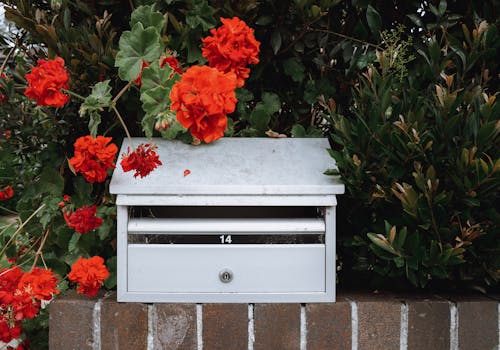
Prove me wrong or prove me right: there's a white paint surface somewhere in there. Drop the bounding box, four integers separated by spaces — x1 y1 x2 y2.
300 305 307 350
450 302 458 350
128 244 325 293
110 138 344 195
400 302 408 350
128 217 325 234
350 301 358 350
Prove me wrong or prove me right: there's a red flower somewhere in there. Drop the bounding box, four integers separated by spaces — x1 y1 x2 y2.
160 56 183 74
121 143 162 178
0 316 21 343
0 267 23 293
24 57 70 107
0 73 7 103
18 268 59 301
202 17 260 87
0 185 14 201
3 130 11 139
63 205 103 234
170 65 237 143
68 256 109 297
134 61 149 86
69 135 118 183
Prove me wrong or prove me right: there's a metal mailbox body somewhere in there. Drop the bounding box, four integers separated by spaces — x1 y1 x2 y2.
110 137 344 303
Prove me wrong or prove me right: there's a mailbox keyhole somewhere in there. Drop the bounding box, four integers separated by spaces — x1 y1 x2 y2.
219 269 233 283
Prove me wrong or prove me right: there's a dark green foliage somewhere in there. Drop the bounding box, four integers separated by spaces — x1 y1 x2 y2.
328 20 499 291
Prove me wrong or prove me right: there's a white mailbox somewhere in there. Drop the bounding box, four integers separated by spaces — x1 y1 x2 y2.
110 137 344 303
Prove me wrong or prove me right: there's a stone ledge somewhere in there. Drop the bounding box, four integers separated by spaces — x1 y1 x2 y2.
49 291 499 350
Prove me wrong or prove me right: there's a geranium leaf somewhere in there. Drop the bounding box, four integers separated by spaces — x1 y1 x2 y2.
140 61 181 137
115 23 163 82
130 5 166 34
79 80 113 136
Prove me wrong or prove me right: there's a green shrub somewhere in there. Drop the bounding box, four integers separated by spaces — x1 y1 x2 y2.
328 22 499 291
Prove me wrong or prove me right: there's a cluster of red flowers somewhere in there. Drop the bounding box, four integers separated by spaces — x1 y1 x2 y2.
0 267 59 344
169 17 260 143
0 185 14 201
202 17 260 87
24 57 70 108
120 143 162 178
68 256 109 297
0 74 7 103
63 205 103 234
170 66 238 143
69 135 118 183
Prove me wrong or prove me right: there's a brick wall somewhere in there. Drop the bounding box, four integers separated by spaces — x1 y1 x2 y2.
49 291 499 350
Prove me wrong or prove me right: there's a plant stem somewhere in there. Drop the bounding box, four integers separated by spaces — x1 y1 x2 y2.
112 81 132 104
0 205 18 215
112 105 134 146
0 203 46 258
62 88 86 101
0 46 16 77
31 227 51 270
314 29 382 49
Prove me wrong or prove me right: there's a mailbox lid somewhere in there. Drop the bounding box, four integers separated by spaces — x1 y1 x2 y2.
110 137 344 195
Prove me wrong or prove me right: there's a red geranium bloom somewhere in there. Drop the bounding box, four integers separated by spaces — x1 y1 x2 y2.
24 57 70 107
0 267 23 293
0 185 14 201
18 268 59 301
202 17 260 87
0 316 21 343
68 256 109 297
121 143 162 178
170 65 237 143
63 205 103 234
0 73 7 103
160 56 183 74
69 135 118 183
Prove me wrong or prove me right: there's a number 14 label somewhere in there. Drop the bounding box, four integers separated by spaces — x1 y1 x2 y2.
219 235 232 244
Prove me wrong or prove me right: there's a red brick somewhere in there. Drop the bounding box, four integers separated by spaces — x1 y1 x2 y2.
100 292 148 350
254 304 300 350
151 304 197 350
49 290 100 350
451 295 499 350
405 296 450 350
355 293 401 350
203 304 247 350
306 301 351 350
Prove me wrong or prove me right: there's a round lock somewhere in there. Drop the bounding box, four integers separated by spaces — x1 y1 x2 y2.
219 268 233 283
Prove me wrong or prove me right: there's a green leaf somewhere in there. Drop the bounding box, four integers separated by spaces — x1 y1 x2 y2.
291 124 307 137
366 5 382 37
185 0 216 31
130 5 166 33
68 232 80 253
271 30 282 54
160 119 185 140
367 232 398 255
115 23 163 82
261 92 281 114
79 80 113 137
250 104 270 132
283 57 305 82
140 61 181 137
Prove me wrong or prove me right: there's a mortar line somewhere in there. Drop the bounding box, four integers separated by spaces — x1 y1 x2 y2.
497 303 499 350
400 302 408 350
450 301 458 350
300 304 307 350
197 304 203 350
147 304 154 350
92 298 102 350
248 304 254 350
349 300 358 350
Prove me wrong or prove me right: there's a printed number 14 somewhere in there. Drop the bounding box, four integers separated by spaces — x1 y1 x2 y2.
219 235 232 244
